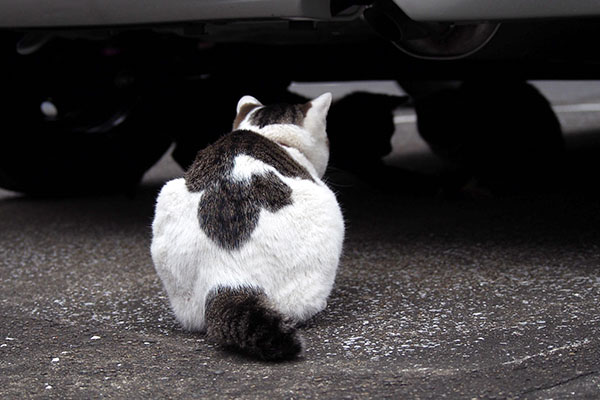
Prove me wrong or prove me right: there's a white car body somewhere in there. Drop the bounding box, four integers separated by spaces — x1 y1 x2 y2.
394 0 600 22
0 0 332 28
1 0 600 28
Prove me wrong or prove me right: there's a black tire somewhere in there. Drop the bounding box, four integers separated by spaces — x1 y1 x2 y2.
0 36 172 196
408 80 565 192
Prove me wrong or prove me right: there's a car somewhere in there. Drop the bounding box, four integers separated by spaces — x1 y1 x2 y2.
1 0 599 195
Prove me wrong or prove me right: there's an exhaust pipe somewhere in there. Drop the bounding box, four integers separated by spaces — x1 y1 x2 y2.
362 0 499 60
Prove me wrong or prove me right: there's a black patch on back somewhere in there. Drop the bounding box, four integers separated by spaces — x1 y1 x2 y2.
249 103 311 128
184 130 313 250
198 172 292 249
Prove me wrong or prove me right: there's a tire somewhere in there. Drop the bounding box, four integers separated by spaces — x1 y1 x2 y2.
409 80 565 191
0 37 172 196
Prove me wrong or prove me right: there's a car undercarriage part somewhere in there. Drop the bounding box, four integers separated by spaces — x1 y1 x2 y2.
0 37 173 196
330 0 373 16
363 0 499 60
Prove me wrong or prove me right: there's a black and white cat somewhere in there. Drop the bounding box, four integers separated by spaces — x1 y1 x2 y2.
151 93 344 360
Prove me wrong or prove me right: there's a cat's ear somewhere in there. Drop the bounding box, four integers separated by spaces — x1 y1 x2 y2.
236 95 262 114
306 92 332 122
234 95 262 129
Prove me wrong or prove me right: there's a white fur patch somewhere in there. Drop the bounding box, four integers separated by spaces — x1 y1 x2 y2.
230 154 273 182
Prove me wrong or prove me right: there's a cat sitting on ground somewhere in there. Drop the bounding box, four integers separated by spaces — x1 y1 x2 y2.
151 93 344 361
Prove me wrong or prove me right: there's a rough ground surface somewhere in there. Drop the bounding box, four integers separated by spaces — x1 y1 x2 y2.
1 82 600 398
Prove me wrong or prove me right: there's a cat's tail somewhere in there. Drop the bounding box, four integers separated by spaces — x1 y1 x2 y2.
205 287 303 361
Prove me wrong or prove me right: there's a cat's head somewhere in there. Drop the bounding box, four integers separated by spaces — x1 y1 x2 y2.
233 93 332 178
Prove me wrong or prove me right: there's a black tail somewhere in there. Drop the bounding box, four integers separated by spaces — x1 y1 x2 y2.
205 287 303 361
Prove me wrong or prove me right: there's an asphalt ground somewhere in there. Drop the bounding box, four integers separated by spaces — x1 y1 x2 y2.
1 81 600 399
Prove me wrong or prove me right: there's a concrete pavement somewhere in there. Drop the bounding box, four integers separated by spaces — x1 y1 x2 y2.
1 81 600 399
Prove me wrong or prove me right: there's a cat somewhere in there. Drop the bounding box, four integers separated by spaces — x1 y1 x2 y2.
326 91 410 177
151 93 344 361
324 91 437 193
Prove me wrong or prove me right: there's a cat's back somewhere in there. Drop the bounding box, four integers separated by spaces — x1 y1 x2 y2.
151 130 343 326
153 129 340 245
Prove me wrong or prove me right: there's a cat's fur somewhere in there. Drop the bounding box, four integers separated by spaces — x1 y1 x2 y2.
151 93 344 361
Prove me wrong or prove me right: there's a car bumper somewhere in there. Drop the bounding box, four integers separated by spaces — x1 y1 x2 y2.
0 0 333 28
393 0 600 22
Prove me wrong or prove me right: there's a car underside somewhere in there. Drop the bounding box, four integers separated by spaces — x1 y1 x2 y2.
1 0 600 195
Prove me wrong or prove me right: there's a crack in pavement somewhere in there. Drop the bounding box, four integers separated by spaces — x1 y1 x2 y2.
520 370 600 396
